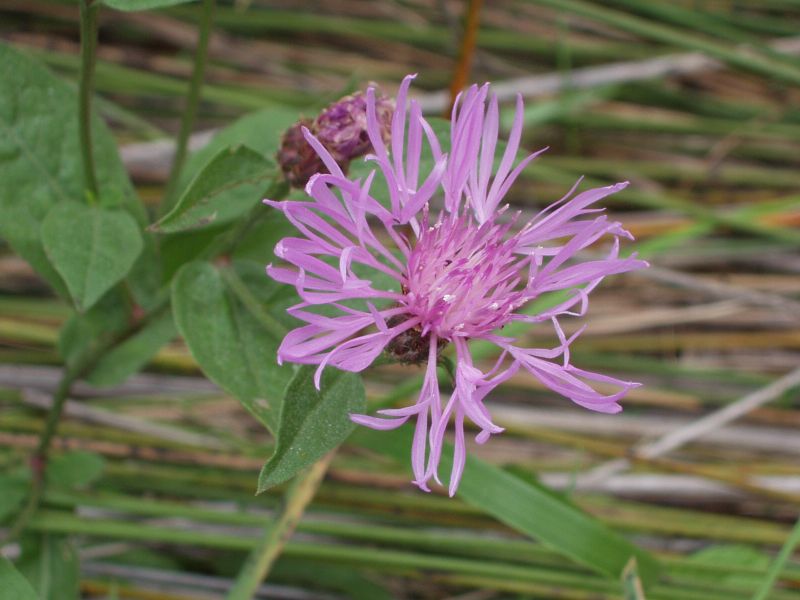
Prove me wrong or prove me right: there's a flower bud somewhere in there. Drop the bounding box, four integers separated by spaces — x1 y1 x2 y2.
277 119 326 189
314 90 394 163
277 88 395 189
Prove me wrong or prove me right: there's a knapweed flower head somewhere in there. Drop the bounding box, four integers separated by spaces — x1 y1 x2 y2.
266 75 647 496
277 89 394 188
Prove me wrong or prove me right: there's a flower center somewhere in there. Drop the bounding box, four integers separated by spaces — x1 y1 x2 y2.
402 214 525 340
385 315 448 364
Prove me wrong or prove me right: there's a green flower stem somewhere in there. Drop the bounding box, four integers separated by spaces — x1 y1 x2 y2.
161 0 216 213
225 452 335 600
751 514 800 600
78 0 99 201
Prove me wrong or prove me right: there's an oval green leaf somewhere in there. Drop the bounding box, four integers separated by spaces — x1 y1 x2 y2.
41 203 143 312
258 366 365 492
0 556 39 600
162 106 298 215
158 106 298 273
47 451 106 490
18 534 79 600
0 474 28 524
150 146 275 234
171 261 296 433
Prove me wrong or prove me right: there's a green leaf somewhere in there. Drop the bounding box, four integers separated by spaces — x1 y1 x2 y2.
231 210 296 264
41 203 143 312
0 43 144 296
159 226 227 282
686 545 771 587
352 427 660 587
86 309 177 386
0 474 28 524
47 451 105 489
157 106 298 275
17 534 79 600
164 106 298 215
102 0 198 10
258 366 365 492
179 107 298 191
0 556 39 600
172 261 296 433
151 146 275 234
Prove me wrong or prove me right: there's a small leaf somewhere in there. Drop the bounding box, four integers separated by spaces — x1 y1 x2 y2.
0 556 39 600
686 545 771 587
0 474 28 524
159 226 227 282
101 0 198 9
352 427 660 587
41 203 143 312
172 261 296 433
47 451 105 489
86 309 177 386
163 107 298 215
157 106 299 273
151 146 275 234
231 210 297 264
175 107 298 196
258 367 365 492
18 534 79 600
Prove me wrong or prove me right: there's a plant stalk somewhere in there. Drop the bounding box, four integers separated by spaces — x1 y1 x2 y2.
225 452 335 600
446 0 483 115
1 358 88 544
78 0 100 201
0 303 168 545
161 0 216 212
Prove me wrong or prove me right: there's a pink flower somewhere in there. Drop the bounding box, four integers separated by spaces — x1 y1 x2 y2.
266 75 647 496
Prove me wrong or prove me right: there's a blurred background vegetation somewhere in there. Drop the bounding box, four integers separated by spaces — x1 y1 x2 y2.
1 0 800 598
